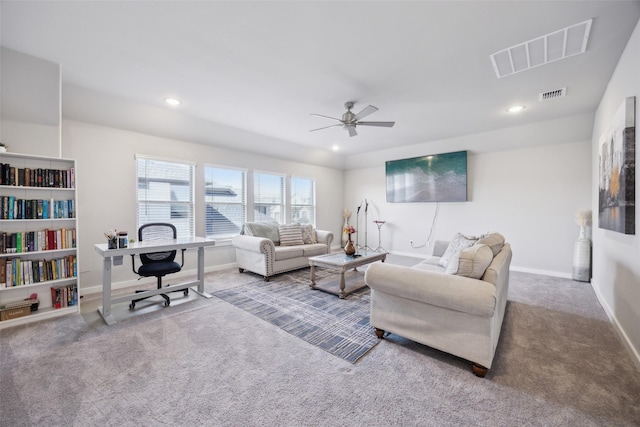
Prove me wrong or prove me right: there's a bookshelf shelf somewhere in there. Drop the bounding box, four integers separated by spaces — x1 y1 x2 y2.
0 153 79 329
0 248 76 258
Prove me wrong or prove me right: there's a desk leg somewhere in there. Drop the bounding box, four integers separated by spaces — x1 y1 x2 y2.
193 246 212 298
98 256 117 326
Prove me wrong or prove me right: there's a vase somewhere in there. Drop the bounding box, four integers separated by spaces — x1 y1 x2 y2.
344 236 356 256
572 226 591 282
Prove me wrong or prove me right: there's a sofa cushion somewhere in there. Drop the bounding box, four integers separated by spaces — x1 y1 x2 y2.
476 232 505 256
274 245 304 260
279 223 304 246
438 233 478 268
244 222 280 245
302 243 328 257
445 244 493 279
300 224 317 244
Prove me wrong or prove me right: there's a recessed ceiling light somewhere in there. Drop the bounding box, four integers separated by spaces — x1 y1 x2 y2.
507 105 525 113
331 145 340 151
165 98 181 106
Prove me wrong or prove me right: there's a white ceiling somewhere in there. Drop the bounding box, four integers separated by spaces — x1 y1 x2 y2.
1 1 640 169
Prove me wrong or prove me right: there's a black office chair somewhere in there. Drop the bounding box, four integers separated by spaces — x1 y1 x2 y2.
130 223 186 309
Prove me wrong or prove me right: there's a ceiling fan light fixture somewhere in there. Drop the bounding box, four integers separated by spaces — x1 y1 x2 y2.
310 101 395 137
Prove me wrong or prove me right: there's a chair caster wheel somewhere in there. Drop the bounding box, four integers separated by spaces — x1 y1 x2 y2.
129 302 136 310
164 301 170 307
183 289 189 296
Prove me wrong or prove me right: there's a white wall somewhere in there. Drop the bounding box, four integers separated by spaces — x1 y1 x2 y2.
591 18 640 368
345 135 592 277
62 120 345 293
0 47 61 156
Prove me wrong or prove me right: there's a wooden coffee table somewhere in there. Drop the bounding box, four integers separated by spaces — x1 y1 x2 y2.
308 251 387 299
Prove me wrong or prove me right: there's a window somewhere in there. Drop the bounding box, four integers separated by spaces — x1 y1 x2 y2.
290 176 315 225
254 172 284 223
136 156 195 237
204 166 246 238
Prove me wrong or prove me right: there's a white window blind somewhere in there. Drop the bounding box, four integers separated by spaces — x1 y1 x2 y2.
291 176 316 226
204 166 246 238
136 156 195 238
254 172 284 223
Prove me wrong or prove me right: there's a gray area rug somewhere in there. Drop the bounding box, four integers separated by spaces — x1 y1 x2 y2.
213 271 377 363
2 263 640 426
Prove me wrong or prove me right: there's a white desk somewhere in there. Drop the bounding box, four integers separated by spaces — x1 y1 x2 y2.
94 237 216 325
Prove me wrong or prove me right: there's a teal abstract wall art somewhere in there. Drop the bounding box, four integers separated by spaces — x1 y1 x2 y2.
386 150 467 203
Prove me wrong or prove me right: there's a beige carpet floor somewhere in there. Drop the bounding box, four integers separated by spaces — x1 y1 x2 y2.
1 259 639 426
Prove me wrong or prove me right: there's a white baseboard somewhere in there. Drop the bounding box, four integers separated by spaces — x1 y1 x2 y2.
509 265 571 279
590 278 640 372
80 262 237 296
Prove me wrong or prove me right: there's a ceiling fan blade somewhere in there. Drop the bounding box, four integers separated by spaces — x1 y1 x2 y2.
346 126 358 137
356 121 395 128
309 123 343 132
310 113 343 122
353 105 378 121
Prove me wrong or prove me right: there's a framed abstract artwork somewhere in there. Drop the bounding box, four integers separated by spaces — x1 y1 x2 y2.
385 150 467 203
598 96 636 234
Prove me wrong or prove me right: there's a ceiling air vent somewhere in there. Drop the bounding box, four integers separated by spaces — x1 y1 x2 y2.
539 87 567 101
490 19 592 78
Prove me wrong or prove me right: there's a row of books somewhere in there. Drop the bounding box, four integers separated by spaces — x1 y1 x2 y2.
0 164 75 188
1 229 77 254
0 255 78 288
0 197 75 220
51 284 78 309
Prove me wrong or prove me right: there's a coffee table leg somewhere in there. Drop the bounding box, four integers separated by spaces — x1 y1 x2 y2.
339 271 346 299
310 264 316 289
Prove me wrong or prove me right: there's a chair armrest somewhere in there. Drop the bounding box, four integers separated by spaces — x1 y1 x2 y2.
315 230 334 246
365 263 496 317
232 235 275 254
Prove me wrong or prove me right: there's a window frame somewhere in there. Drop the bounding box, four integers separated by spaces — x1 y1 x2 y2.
289 175 316 226
253 170 286 224
204 164 247 239
135 154 195 238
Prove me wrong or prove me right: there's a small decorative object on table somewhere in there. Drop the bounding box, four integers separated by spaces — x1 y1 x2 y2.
104 229 118 249
343 225 356 256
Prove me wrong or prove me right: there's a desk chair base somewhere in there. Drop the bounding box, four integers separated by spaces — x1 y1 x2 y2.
129 284 189 310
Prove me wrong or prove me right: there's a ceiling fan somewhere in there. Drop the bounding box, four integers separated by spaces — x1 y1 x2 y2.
310 101 395 137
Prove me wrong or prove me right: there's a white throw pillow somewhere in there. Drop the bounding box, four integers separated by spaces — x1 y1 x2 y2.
279 223 304 246
300 224 317 244
445 244 493 279
476 232 505 256
438 233 478 268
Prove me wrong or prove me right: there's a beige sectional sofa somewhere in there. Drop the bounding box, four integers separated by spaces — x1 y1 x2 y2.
232 222 334 281
364 233 512 376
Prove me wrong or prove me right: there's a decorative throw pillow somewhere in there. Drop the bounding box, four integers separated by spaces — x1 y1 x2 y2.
279 223 304 246
445 244 493 279
300 224 317 244
438 232 478 268
243 222 281 245
476 232 505 256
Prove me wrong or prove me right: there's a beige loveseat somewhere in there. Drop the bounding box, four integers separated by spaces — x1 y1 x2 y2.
364 233 512 376
232 222 334 281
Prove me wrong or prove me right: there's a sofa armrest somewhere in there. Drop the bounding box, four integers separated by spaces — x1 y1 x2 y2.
315 230 334 247
232 235 275 254
365 263 496 317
